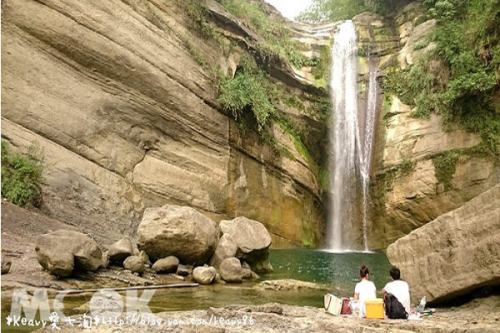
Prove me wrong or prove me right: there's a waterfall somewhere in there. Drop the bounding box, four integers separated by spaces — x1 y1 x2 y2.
327 20 359 251
327 20 378 251
360 63 378 251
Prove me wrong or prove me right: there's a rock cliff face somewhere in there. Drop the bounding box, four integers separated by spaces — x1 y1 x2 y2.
1 0 332 247
356 2 500 249
3 0 497 250
386 184 500 304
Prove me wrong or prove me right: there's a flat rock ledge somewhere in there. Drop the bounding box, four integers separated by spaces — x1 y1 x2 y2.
35 297 500 333
254 279 328 291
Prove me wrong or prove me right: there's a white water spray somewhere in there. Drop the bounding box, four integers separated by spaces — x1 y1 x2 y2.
360 63 378 251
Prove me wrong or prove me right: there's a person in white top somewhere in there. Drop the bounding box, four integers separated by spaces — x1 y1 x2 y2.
354 264 376 318
382 266 411 314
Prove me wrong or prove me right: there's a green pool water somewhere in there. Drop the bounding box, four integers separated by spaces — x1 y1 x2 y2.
268 249 392 296
1 250 392 332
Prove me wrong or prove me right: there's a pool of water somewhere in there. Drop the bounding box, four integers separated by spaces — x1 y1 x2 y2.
267 249 392 296
1 250 392 332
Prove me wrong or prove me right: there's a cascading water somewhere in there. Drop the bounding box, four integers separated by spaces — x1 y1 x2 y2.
327 20 378 251
360 63 378 251
327 20 359 251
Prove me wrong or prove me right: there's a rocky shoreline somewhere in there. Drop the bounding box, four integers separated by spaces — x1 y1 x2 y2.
32 297 500 333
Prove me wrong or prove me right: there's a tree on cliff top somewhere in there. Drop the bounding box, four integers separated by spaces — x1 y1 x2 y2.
296 0 413 22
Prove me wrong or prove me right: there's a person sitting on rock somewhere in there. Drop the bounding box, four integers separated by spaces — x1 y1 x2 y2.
382 266 411 315
354 264 376 318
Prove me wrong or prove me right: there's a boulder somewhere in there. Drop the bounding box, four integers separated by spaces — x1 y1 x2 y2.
107 236 134 264
192 266 217 285
209 234 238 269
386 184 500 304
219 217 272 273
152 256 180 273
137 205 219 265
123 256 145 274
1 259 11 275
241 261 255 279
35 230 102 277
219 257 243 283
176 264 193 277
139 250 151 265
100 251 110 269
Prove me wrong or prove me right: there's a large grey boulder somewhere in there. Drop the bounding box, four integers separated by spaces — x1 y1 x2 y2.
35 230 102 278
137 205 220 265
107 236 134 264
192 266 217 285
219 258 243 283
209 234 238 269
219 217 272 273
123 256 145 274
387 184 500 304
152 256 179 273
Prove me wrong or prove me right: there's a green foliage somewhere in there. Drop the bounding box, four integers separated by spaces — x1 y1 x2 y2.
311 45 332 88
398 158 416 176
413 38 430 51
283 94 306 111
297 0 413 22
1 140 44 207
318 167 329 191
311 98 332 121
432 150 462 191
218 54 278 133
182 38 209 70
217 0 318 70
297 0 368 22
414 14 430 26
422 0 468 19
384 0 500 155
383 60 438 118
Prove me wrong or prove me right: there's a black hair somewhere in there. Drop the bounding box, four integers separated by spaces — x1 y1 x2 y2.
390 266 401 280
360 264 369 278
